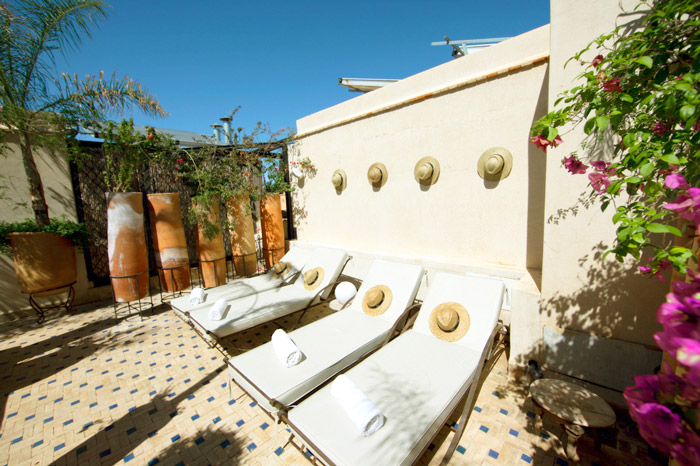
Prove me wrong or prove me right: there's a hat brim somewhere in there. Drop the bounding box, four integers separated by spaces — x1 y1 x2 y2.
477 147 513 181
414 156 440 185
303 267 325 291
428 302 471 342
362 285 393 316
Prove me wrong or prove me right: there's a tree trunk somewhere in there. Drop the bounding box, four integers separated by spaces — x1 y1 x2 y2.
19 131 50 227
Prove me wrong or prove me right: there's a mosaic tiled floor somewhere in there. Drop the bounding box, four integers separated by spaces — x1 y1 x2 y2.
0 295 665 466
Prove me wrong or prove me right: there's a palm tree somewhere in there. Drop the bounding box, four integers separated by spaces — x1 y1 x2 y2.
0 0 166 227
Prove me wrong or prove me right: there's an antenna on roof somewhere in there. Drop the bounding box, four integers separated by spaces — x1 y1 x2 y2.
444 36 465 58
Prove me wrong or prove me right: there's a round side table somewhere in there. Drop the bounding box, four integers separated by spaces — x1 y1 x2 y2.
530 379 616 462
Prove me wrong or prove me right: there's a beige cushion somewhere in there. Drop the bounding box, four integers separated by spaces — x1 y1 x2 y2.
288 330 480 466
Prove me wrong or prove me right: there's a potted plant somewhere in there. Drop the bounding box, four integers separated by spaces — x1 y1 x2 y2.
260 156 292 268
99 119 174 301
0 1 165 309
0 218 89 321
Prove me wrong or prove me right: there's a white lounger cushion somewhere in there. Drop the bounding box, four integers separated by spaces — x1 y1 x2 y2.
286 273 506 466
170 246 310 315
187 247 348 338
230 310 390 413
288 330 481 466
228 260 424 414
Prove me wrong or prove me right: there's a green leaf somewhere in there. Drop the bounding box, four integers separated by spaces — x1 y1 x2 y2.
546 127 559 142
661 153 680 164
620 94 633 103
646 223 682 236
639 162 654 178
636 56 653 68
612 212 625 223
601 200 610 212
680 105 696 120
596 115 610 131
584 117 596 135
626 176 642 184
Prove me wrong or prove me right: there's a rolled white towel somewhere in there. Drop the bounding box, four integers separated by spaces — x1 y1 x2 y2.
208 298 227 321
330 374 385 436
271 329 303 367
189 287 206 305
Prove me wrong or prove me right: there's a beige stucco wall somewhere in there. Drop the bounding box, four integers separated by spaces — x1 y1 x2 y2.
539 0 665 362
292 25 550 272
0 133 110 320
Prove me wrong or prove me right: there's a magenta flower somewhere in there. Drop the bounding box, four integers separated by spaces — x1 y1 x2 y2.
665 173 690 190
663 187 700 225
592 55 604 68
638 265 652 274
635 403 682 453
672 438 700 466
588 172 611 192
693 119 700 132
603 77 622 93
653 121 670 136
624 374 659 407
563 155 588 174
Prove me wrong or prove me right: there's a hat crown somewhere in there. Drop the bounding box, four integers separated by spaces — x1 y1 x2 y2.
332 172 343 187
436 307 459 332
273 262 286 273
368 167 383 183
417 163 433 180
485 154 504 175
304 269 319 285
365 288 384 308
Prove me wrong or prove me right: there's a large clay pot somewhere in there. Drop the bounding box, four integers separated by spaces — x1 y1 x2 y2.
260 193 285 268
147 193 191 292
227 194 257 277
107 192 149 302
9 232 77 296
195 199 227 288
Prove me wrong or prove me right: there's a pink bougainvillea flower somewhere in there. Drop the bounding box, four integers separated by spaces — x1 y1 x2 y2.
530 134 550 152
592 55 604 68
638 265 653 274
663 187 700 225
635 403 682 454
653 121 670 137
624 374 660 408
665 173 690 190
563 155 588 174
693 119 700 132
675 338 700 386
588 172 611 192
672 437 700 466
603 77 622 93
530 134 563 153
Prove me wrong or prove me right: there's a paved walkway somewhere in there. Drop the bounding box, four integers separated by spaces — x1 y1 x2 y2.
0 296 663 465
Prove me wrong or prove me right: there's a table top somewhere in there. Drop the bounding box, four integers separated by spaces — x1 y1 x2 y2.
530 378 616 428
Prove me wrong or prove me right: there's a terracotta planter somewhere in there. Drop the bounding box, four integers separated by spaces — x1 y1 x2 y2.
227 194 257 277
107 192 149 302
261 194 285 268
195 199 227 288
147 193 191 292
8 232 77 296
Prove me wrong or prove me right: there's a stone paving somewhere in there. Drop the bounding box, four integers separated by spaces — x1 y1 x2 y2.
0 293 665 465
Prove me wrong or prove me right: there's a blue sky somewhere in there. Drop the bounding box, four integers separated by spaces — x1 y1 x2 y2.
57 0 551 138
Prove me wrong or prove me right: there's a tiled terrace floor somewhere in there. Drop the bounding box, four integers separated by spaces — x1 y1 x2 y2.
0 295 665 466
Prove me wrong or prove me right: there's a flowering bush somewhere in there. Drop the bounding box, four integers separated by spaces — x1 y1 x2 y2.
530 0 700 276
624 273 700 465
530 1 700 462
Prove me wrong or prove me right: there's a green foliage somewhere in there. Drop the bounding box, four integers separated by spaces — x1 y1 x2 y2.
99 119 175 192
262 157 291 195
531 0 700 274
0 217 90 256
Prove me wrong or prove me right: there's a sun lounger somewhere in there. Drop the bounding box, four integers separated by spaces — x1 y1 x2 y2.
227 260 425 416
177 247 349 347
284 272 505 466
170 246 313 320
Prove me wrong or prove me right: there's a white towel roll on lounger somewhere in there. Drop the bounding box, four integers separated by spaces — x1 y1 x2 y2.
189 287 206 305
271 329 303 367
330 374 386 436
208 298 227 321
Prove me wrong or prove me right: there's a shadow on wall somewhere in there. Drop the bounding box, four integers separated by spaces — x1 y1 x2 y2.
288 142 311 227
